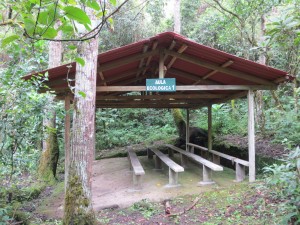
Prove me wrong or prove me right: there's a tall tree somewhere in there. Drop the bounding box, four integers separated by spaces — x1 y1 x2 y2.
63 6 99 224
38 22 62 182
174 0 181 33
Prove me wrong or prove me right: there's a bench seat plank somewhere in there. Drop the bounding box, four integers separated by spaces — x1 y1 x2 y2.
128 150 145 175
151 149 184 172
187 143 249 167
166 144 223 171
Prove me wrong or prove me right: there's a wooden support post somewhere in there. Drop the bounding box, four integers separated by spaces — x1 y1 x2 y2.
155 156 163 170
248 90 256 182
64 94 71 191
147 148 153 159
235 163 246 182
198 165 215 186
168 149 174 157
133 174 142 190
213 155 220 165
181 154 188 168
186 109 190 151
159 50 164 79
208 104 212 151
169 168 178 186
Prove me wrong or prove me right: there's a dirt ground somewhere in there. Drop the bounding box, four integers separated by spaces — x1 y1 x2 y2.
38 155 237 219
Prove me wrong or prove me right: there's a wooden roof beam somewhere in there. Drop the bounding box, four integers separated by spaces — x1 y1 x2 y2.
96 85 276 92
99 48 159 72
164 49 276 86
168 68 220 85
96 93 226 100
167 44 188 69
96 102 206 109
201 60 234 80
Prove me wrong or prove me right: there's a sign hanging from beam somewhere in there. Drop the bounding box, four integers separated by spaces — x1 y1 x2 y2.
146 78 176 92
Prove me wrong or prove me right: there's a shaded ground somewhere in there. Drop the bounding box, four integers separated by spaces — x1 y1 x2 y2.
36 155 238 220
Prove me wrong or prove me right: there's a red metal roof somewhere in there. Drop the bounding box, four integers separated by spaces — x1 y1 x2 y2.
24 32 293 108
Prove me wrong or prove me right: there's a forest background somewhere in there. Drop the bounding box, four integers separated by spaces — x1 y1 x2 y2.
0 0 299 224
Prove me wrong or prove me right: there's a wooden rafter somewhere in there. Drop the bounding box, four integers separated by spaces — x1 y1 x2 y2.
167 44 188 69
98 72 107 86
168 68 220 85
99 49 158 72
135 44 149 79
164 50 276 86
141 41 158 76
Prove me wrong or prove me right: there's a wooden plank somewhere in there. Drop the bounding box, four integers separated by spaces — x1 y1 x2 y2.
96 85 276 92
167 44 188 69
186 109 190 149
165 144 223 171
159 49 165 78
96 103 206 109
96 93 226 100
128 150 145 175
99 69 142 85
248 90 255 182
168 68 220 85
165 50 277 86
202 60 234 80
142 41 158 76
212 91 248 104
99 49 159 72
151 149 184 172
98 72 107 86
208 104 212 151
186 143 249 166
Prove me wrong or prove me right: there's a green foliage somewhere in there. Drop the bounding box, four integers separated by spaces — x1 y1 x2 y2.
263 147 300 224
131 199 159 219
96 108 176 149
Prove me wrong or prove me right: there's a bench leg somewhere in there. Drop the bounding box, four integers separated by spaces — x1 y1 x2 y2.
235 163 245 182
147 148 153 159
213 155 220 165
133 174 142 190
181 154 188 168
168 149 174 157
128 155 133 171
154 156 163 170
191 146 194 154
200 151 207 159
169 168 178 185
198 165 215 186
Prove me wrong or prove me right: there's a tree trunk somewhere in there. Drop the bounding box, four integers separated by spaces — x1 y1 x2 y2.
63 8 99 224
38 22 62 182
255 16 266 136
174 0 181 33
172 108 186 140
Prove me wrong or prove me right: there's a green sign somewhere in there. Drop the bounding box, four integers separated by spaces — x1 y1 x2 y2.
146 78 176 92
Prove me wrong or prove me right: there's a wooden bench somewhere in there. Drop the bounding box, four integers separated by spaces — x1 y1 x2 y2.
150 148 184 187
127 149 145 190
165 144 223 185
187 143 249 182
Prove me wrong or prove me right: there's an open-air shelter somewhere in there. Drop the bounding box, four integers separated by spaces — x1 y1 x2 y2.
24 32 292 182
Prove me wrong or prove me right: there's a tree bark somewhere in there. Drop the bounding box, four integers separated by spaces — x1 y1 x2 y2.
38 22 62 182
63 8 99 224
174 0 181 33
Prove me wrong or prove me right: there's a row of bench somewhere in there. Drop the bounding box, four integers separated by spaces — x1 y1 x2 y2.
127 143 249 190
